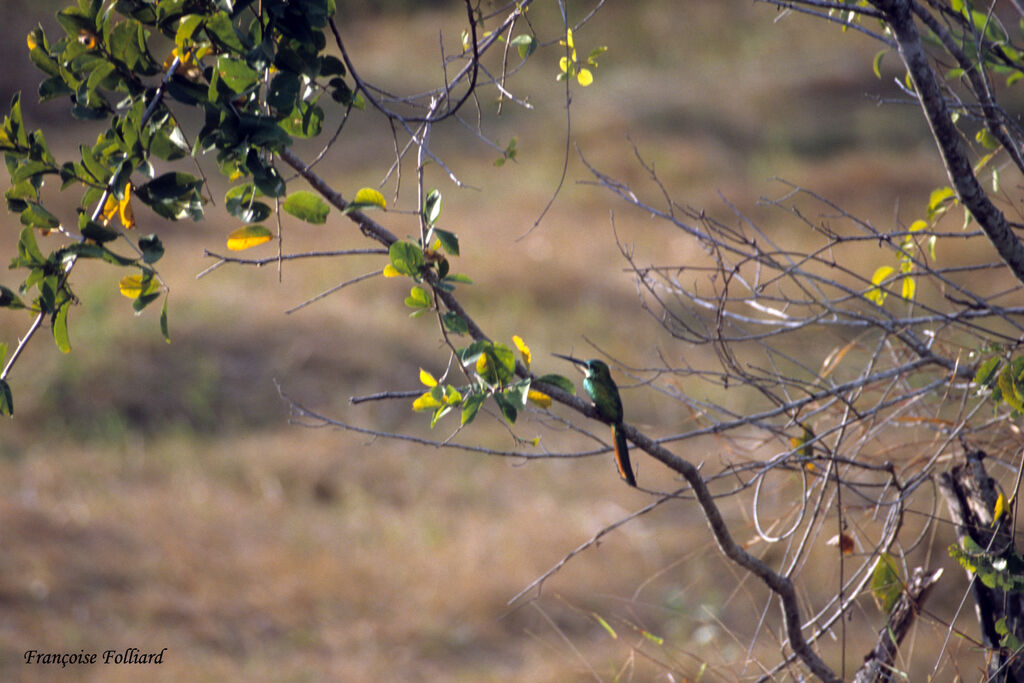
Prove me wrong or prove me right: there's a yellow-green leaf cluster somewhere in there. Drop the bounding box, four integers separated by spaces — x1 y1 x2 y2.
557 28 605 87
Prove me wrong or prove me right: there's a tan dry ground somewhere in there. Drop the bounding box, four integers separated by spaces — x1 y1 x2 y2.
0 1 1010 680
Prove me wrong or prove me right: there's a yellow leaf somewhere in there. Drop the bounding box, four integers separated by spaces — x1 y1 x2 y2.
865 265 895 305
26 32 37 51
901 275 916 301
419 368 437 387
119 183 135 230
100 194 119 226
382 264 401 278
576 68 594 87
994 492 1006 524
909 219 928 232
353 187 386 210
512 335 531 369
412 391 442 412
118 274 158 299
226 225 272 251
476 354 489 375
559 56 570 73
527 389 551 408
562 28 574 50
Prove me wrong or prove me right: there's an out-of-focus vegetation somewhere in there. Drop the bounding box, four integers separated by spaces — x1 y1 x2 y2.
0 0 1004 680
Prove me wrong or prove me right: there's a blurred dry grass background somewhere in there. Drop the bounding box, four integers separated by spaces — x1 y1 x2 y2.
0 1 1000 680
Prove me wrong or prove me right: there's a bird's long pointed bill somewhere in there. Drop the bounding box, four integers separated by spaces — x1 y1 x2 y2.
552 352 587 366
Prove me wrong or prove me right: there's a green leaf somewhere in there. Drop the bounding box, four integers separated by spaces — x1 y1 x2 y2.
283 190 330 224
998 366 1024 412
204 10 245 53
20 203 60 229
535 373 577 395
135 172 204 220
225 183 272 223
139 234 164 263
216 55 259 93
81 220 120 243
974 357 1001 389
0 286 25 309
268 71 300 112
460 391 485 425
389 241 426 277
493 391 518 423
423 188 442 226
976 127 1000 150
0 379 12 416
279 100 324 138
405 285 430 310
442 311 469 334
870 553 903 614
160 295 170 343
52 302 71 354
433 228 459 256
510 34 536 59
504 378 531 408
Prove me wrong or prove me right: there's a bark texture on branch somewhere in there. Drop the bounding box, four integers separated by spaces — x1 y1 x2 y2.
852 566 943 683
870 0 1024 286
938 449 1024 682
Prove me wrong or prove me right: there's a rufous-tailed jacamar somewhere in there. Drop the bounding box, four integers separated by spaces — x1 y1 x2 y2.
553 353 636 487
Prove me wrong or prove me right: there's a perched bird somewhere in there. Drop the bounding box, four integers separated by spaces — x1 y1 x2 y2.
553 353 636 487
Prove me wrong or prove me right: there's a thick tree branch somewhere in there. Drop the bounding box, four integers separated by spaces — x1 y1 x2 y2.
871 0 1024 285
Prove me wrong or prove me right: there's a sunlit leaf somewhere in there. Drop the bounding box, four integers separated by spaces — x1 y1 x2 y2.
527 389 551 408
405 285 430 310
118 273 159 299
975 128 1000 150
382 264 401 278
352 187 386 210
576 67 594 86
865 266 895 305
419 368 438 387
901 275 916 301
512 335 532 369
413 389 443 412
927 186 956 222
283 190 330 224
423 188 441 226
226 224 272 251
872 50 885 79
994 492 1007 525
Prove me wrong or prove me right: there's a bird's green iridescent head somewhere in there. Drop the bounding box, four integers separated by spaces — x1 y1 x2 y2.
552 353 612 380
